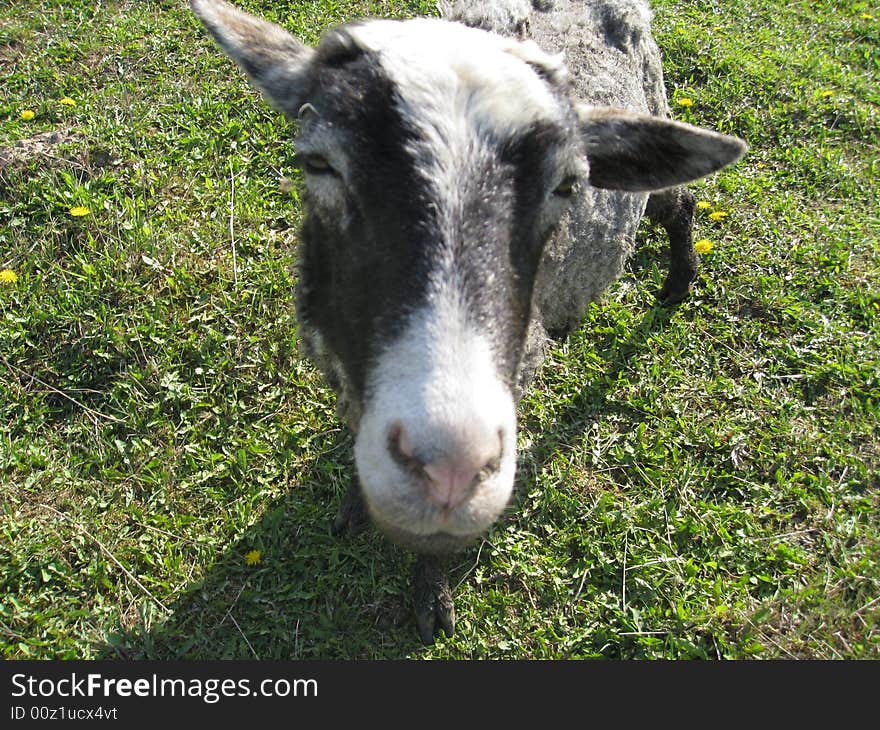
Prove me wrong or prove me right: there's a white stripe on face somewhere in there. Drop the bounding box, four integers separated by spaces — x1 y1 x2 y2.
354 286 518 541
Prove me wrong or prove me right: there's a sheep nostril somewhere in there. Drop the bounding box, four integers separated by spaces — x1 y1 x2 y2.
388 422 423 473
397 424 414 459
476 451 502 484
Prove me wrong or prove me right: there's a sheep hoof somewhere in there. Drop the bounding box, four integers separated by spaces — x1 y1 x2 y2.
414 554 455 644
657 284 690 306
331 477 368 537
657 270 696 306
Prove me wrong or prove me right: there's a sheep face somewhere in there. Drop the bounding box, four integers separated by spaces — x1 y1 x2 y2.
191 0 745 553
298 20 588 552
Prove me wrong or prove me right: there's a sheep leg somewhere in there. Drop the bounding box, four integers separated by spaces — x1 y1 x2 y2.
331 474 369 537
646 186 698 305
332 479 455 643
413 554 455 643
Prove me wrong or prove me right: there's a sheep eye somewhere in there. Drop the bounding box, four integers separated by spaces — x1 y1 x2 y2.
297 153 335 176
553 175 579 198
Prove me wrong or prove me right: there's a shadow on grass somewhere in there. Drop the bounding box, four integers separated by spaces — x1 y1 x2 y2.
93 433 429 659
92 287 681 660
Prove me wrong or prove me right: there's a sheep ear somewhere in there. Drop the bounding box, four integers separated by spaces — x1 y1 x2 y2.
191 0 313 119
577 105 747 192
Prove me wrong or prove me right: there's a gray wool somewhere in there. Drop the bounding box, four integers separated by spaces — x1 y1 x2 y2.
442 0 673 395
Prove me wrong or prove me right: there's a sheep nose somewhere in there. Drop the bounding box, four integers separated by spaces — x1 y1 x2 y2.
389 422 503 510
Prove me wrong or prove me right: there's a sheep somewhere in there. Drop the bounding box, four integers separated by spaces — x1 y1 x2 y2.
190 0 746 643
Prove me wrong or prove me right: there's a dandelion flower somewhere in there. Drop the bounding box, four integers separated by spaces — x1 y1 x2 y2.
697 201 713 210
820 89 834 98
69 206 90 217
20 110 35 121
677 97 694 108
245 550 262 566
694 239 714 255
861 13 874 21
0 269 18 284
59 97 77 106
708 210 729 222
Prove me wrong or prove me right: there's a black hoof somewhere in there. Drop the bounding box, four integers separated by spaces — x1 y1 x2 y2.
657 270 696 306
331 477 369 538
413 554 455 644
657 284 690 306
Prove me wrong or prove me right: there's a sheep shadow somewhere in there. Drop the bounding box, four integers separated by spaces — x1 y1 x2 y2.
92 430 426 659
92 287 682 660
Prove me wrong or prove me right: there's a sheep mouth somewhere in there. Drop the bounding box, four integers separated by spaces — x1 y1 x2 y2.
360 472 513 553
369 518 483 554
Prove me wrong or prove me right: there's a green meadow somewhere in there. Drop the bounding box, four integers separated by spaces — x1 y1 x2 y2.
0 0 877 658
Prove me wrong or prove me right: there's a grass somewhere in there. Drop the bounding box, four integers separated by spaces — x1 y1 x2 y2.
0 0 877 659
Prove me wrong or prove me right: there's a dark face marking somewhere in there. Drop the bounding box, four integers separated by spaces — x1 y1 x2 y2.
498 122 574 367
295 47 434 398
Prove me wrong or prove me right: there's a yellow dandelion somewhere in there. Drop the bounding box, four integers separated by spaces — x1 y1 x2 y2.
696 201 713 210
694 239 714 255
69 206 90 217
861 13 874 21
677 97 694 108
0 269 18 284
59 96 77 106
20 110 35 121
244 550 262 566
708 210 729 222
820 89 834 98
